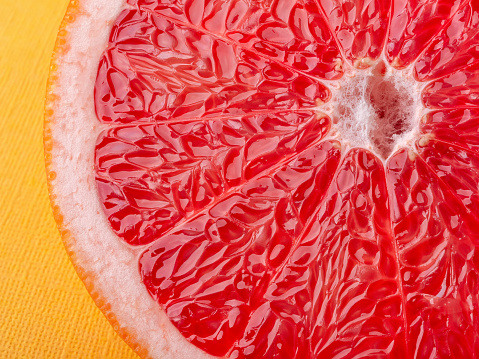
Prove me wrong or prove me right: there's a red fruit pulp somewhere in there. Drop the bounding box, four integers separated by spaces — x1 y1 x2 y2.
94 0 479 357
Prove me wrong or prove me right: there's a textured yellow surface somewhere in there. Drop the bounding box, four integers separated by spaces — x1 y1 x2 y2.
0 0 138 357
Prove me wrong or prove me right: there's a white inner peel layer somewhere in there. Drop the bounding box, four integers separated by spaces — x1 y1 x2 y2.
49 1 214 358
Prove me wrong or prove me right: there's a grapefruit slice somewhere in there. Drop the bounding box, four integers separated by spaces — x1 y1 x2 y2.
45 0 479 358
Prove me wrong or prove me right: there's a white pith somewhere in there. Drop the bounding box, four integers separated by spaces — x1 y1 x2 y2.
319 57 429 161
47 2 430 359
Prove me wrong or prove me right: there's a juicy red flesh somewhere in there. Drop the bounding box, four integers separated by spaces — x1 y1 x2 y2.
95 111 329 245
94 0 479 357
317 0 390 66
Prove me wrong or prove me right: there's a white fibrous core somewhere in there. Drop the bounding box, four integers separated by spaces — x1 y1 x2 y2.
327 60 424 160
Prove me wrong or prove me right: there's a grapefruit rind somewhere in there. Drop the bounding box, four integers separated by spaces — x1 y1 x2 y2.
44 1 214 358
44 0 479 358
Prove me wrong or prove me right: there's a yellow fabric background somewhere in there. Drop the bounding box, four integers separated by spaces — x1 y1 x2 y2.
0 0 138 357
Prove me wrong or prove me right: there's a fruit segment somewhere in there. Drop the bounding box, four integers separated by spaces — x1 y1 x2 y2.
387 0 468 69
387 150 479 358
316 0 390 67
418 138 479 218
421 109 479 153
95 111 329 245
415 0 479 81
140 140 342 356
422 62 479 109
132 0 344 80
95 8 331 124
242 149 406 359
138 148 418 358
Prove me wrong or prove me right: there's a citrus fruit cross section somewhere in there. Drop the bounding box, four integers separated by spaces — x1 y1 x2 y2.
93 0 479 357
